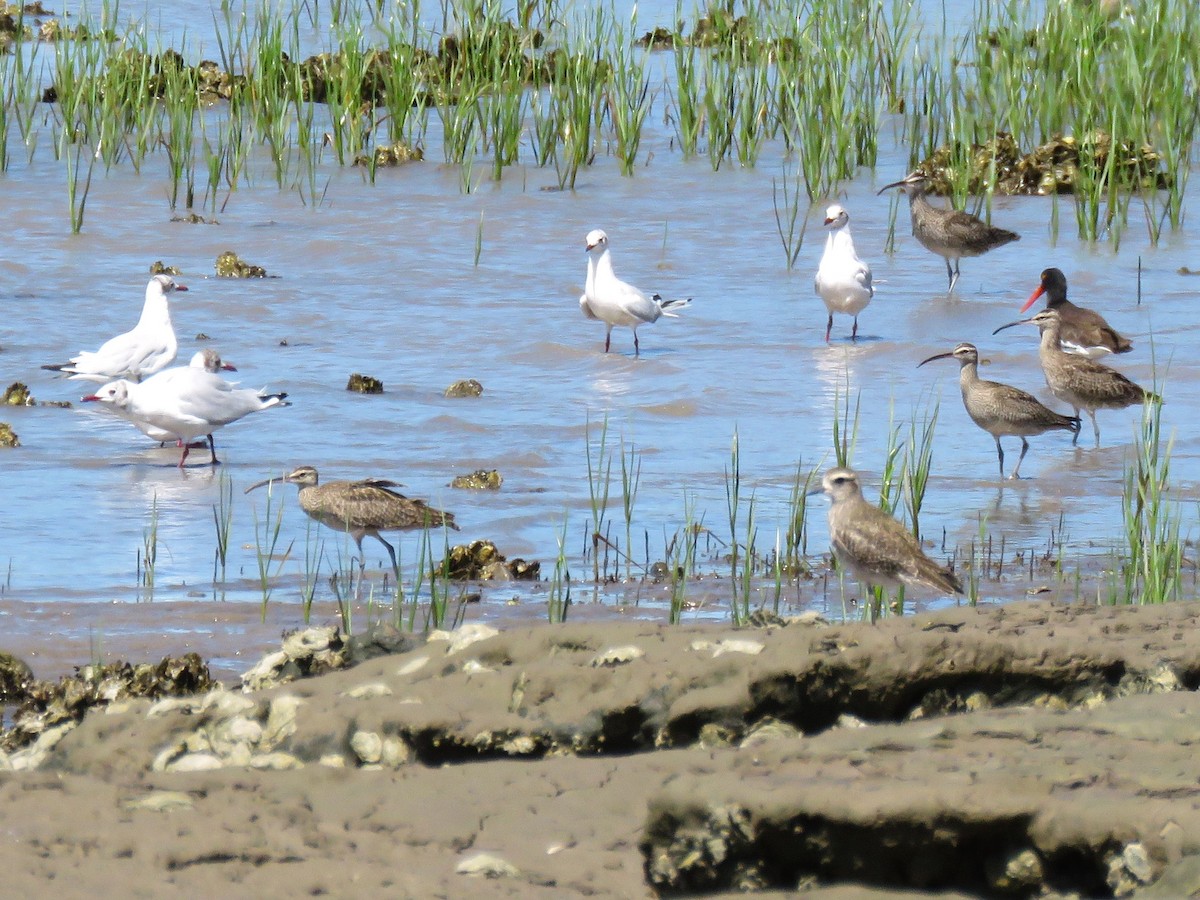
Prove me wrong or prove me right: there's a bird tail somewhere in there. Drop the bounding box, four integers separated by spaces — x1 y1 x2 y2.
1145 389 1164 405
41 363 71 374
261 391 290 408
655 295 692 318
1064 415 1082 434
918 558 963 596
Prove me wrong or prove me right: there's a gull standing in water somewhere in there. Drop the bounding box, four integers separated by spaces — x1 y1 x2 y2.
814 204 873 342
815 467 963 597
43 274 188 381
82 356 289 467
878 172 1019 293
245 466 459 573
579 229 691 355
92 349 238 444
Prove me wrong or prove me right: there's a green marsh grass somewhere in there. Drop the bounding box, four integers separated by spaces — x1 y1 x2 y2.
619 437 642 581
1116 390 1181 605
608 11 650 176
211 472 234 586
585 416 614 583
139 492 159 598
251 482 291 620
548 513 571 623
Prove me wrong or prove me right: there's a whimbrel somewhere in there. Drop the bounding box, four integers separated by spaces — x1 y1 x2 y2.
83 354 288 467
580 229 691 355
1019 267 1132 358
816 467 963 596
245 466 459 572
878 172 1019 293
993 308 1158 448
918 342 1080 479
43 275 187 382
814 204 874 342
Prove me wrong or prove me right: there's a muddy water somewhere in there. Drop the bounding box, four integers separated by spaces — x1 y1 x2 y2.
2 1 1198 680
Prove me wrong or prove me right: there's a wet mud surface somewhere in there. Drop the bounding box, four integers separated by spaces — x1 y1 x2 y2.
1 600 1198 897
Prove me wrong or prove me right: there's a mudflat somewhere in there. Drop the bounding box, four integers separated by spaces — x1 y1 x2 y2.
3 599 1200 897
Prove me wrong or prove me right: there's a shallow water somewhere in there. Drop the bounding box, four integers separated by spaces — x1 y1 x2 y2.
2 0 1198 679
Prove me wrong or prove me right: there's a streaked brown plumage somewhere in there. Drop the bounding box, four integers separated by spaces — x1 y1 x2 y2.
245 466 458 571
993 309 1158 448
878 172 1019 292
817 467 963 596
919 342 1080 479
1018 267 1132 358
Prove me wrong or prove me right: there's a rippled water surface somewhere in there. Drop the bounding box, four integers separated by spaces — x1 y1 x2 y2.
3 0 1199 678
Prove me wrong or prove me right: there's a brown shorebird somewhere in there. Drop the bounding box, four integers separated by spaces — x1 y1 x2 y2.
918 342 1080 479
245 466 459 571
878 172 1020 293
815 467 963 596
814 204 874 342
993 309 1158 448
1019 267 1132 358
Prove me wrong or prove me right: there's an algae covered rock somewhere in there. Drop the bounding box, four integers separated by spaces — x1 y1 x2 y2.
441 540 539 581
444 378 483 398
2 653 214 753
2 382 32 406
347 373 383 393
450 469 502 490
215 250 267 278
354 140 424 168
0 423 17 447
149 260 181 276
0 652 33 703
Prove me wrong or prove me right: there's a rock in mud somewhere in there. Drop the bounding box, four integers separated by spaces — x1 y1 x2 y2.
635 26 677 49
241 626 348 691
354 140 423 167
444 378 483 398
450 469 502 490
171 213 217 225
215 250 267 278
2 382 32 406
148 260 180 276
0 652 33 703
916 130 1169 196
440 540 538 581
1 653 214 753
346 373 383 393
0 422 18 447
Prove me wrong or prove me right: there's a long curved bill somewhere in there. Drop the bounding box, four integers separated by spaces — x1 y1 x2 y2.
917 351 955 368
992 316 1037 336
245 475 285 495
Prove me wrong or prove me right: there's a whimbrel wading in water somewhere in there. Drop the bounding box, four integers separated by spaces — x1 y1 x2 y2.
1019 267 1132 358
43 275 188 382
815 467 963 597
878 172 1019 293
918 342 1080 479
245 466 459 572
83 353 288 466
579 229 691 355
993 308 1158 448
814 204 873 342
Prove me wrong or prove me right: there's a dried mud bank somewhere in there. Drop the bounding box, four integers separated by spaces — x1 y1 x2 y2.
3 601 1200 897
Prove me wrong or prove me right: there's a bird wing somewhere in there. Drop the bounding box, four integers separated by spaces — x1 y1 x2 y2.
579 293 601 321
608 278 661 324
70 327 176 380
